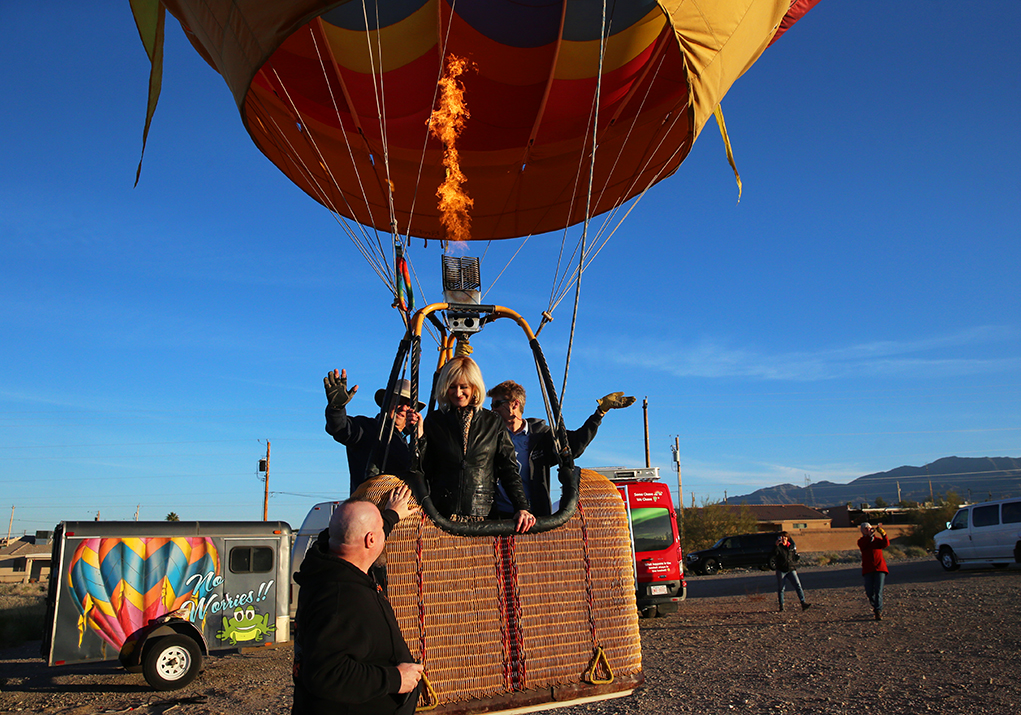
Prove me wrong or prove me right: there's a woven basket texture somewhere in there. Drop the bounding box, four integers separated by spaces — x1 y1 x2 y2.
358 469 642 707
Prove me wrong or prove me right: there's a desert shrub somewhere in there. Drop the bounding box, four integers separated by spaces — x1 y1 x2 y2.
679 501 758 554
802 552 832 566
905 492 962 549
0 582 47 647
903 545 930 559
798 550 868 567
806 550 858 566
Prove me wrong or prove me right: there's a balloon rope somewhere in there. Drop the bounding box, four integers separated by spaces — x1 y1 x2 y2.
247 92 388 284
480 236 530 302
361 0 400 245
548 54 667 309
262 21 393 281
547 49 680 314
357 0 402 281
560 0 608 405
303 26 396 276
547 80 599 314
255 66 392 289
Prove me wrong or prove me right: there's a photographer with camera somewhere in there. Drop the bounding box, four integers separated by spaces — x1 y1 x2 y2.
772 531 811 612
857 522 890 620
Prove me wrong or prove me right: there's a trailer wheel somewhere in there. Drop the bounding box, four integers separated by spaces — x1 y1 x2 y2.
143 634 202 690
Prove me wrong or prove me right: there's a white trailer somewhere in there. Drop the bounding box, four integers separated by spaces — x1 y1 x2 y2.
42 520 292 690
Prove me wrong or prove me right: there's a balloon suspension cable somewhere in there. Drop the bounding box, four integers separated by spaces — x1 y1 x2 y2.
546 50 683 317
560 0 608 406
258 32 395 294
360 0 400 237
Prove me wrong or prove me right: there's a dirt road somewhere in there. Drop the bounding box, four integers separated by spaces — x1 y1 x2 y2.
2 559 1019 714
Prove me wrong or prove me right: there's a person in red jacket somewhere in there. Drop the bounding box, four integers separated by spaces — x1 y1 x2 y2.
857 522 890 621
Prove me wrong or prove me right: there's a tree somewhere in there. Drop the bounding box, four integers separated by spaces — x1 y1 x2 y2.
874 496 888 508
905 491 961 549
680 500 759 554
165 512 180 522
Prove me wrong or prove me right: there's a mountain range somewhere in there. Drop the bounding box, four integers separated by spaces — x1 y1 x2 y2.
726 456 1021 508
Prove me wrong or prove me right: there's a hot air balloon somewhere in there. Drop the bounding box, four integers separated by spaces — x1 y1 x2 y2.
128 2 822 710
67 536 219 650
134 0 819 238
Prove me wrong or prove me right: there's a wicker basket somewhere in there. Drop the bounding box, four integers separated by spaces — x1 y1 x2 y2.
356 469 643 714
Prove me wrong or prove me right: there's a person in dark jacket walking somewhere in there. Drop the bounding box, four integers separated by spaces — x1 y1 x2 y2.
858 522 890 620
486 380 635 516
292 491 423 715
421 356 535 533
324 369 424 493
772 532 811 612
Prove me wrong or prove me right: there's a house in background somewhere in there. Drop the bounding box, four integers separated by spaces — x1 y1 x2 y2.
710 503 832 531
697 503 915 552
0 533 53 584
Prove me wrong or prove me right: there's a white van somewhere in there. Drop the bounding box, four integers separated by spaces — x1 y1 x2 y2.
933 497 1021 571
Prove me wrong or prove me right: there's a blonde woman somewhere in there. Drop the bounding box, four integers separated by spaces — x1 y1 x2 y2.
421 356 536 533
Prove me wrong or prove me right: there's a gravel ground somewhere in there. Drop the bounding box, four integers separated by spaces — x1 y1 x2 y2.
2 558 1019 715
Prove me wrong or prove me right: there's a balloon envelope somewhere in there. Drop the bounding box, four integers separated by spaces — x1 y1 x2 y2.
156 0 819 239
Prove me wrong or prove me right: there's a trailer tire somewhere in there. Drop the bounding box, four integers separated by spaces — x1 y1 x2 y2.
143 634 202 690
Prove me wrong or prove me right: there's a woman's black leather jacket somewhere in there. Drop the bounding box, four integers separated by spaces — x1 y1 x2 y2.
421 407 530 518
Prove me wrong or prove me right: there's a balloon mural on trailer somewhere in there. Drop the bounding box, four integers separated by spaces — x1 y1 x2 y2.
135 0 821 241
67 536 220 649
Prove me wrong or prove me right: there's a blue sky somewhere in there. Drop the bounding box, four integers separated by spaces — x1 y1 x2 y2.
3 3 1020 535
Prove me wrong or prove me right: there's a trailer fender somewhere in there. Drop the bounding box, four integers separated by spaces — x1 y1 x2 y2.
119 618 207 673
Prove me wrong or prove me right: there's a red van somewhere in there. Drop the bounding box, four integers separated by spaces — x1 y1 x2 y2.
597 467 686 617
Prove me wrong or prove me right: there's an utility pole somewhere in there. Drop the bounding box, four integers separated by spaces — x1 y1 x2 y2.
134 505 140 521
642 397 650 468
259 441 271 521
671 437 683 544
6 506 13 545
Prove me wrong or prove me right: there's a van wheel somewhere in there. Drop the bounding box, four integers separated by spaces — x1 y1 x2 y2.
703 558 719 575
992 563 1008 569
938 547 960 572
639 606 658 618
767 556 778 571
143 634 202 690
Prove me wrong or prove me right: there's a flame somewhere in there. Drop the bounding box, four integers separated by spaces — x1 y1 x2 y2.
429 56 474 245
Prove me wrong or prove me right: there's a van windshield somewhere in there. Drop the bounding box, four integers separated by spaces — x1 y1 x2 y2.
950 510 968 530
630 507 674 552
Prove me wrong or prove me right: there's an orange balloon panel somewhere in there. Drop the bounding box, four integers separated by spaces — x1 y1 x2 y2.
163 0 819 239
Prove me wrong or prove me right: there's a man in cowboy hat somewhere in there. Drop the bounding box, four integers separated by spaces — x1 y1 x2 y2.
324 369 425 492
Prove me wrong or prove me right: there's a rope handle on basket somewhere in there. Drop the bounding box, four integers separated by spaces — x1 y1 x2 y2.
583 646 614 685
415 672 438 712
